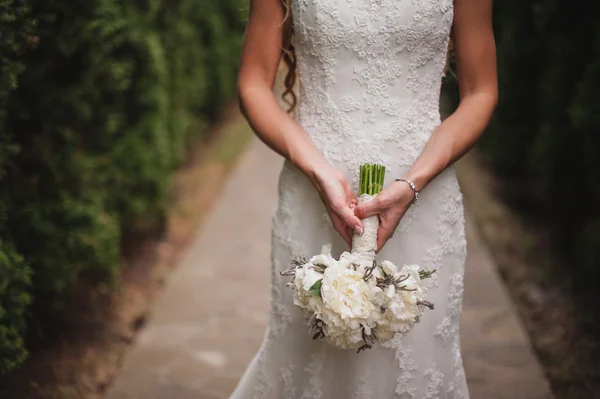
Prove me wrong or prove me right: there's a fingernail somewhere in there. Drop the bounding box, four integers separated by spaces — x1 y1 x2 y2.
350 203 356 209
354 225 363 236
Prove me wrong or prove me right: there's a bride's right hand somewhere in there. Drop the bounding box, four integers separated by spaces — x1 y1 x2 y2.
312 167 364 247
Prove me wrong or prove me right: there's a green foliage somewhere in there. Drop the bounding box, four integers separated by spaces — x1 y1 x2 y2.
0 0 246 373
308 279 323 297
0 237 31 375
0 0 36 125
482 0 600 276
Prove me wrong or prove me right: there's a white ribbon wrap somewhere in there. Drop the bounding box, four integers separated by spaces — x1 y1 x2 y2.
351 194 378 268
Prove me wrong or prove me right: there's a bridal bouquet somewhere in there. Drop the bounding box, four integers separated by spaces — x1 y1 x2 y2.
281 164 435 352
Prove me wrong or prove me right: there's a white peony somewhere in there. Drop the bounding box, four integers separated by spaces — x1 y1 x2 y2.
321 262 375 320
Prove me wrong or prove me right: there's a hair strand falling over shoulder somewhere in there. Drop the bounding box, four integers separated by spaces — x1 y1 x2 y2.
281 0 297 112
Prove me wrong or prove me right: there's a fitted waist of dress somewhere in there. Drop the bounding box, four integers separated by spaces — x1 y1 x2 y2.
297 92 442 139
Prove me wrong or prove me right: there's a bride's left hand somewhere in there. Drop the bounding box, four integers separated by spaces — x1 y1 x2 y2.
353 181 415 252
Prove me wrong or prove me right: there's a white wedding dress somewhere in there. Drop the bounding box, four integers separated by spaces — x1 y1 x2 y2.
231 0 468 397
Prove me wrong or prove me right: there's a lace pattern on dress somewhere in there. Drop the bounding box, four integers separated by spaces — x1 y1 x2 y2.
230 0 469 397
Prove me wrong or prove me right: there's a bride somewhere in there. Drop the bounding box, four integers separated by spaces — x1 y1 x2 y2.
231 0 497 397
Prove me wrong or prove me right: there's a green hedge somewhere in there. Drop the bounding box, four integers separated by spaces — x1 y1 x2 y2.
0 0 246 374
481 0 600 277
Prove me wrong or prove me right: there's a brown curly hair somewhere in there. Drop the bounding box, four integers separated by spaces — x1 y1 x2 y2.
280 0 297 112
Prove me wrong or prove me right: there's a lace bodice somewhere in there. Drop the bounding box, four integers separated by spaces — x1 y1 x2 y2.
293 0 453 186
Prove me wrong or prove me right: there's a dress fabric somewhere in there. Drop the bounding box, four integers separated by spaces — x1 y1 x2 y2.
230 0 469 397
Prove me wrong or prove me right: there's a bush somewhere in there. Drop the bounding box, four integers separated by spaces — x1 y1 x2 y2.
482 0 600 276
0 237 30 375
0 0 246 373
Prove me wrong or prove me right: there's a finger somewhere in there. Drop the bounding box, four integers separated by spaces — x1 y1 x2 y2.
354 197 382 219
337 205 364 236
342 179 357 202
349 197 358 210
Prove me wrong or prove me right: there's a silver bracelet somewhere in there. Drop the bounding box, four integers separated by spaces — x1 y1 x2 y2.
395 177 419 204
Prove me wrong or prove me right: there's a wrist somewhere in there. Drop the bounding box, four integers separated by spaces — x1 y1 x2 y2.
297 157 335 187
394 177 419 205
402 170 430 192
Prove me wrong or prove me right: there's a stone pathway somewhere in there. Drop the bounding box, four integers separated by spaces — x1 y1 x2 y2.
106 138 553 399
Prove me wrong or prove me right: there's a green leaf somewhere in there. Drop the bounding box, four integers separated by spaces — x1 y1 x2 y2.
308 279 323 296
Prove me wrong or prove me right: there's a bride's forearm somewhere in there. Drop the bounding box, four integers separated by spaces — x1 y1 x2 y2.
238 85 331 185
402 91 497 191
403 0 497 192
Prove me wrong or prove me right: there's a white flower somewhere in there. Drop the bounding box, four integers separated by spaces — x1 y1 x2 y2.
321 263 375 320
385 284 395 299
397 264 422 293
380 260 398 276
372 326 395 341
302 268 323 292
292 264 323 309
370 286 385 307
309 253 334 267
338 251 361 269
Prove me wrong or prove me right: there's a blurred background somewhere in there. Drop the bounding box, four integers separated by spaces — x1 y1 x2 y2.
0 0 598 398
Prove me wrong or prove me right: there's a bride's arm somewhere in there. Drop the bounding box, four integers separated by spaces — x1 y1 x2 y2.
238 0 364 243
237 0 328 182
401 0 498 191
355 0 497 250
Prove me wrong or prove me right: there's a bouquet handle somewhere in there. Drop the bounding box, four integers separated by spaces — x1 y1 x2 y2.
351 194 379 268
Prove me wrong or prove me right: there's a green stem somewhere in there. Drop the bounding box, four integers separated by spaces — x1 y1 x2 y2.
359 163 386 196
371 165 376 195
367 165 373 195
359 165 364 196
359 165 362 196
